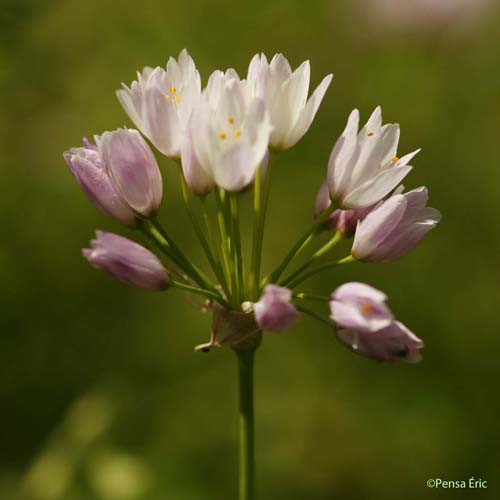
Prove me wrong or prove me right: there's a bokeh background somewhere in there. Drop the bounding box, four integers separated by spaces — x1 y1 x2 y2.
1 0 500 499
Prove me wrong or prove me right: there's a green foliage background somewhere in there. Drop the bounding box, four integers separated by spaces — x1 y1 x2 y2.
1 1 499 499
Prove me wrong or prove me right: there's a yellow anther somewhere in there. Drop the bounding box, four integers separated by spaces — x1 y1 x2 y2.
234 130 241 138
391 156 399 163
367 132 375 136
175 95 182 104
219 132 227 140
170 86 177 94
228 117 235 125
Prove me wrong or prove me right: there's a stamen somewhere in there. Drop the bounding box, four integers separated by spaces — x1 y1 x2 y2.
228 117 235 125
367 132 375 136
390 156 399 163
219 132 227 140
176 96 182 104
360 304 373 316
170 86 177 94
234 130 241 138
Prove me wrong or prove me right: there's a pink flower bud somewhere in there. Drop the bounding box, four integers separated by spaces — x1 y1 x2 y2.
83 231 170 291
64 142 136 226
352 186 441 262
330 282 423 363
253 285 300 332
99 129 163 217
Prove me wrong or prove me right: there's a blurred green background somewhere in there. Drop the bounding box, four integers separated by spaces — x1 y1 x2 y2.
1 0 500 499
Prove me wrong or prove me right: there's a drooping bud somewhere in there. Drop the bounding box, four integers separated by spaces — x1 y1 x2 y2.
83 231 170 291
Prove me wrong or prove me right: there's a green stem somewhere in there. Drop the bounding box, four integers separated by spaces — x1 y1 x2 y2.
296 305 332 327
230 193 244 304
215 189 235 303
178 172 226 287
265 203 337 285
201 197 230 296
147 217 214 292
171 281 232 309
281 231 343 286
250 159 273 299
293 292 330 302
237 350 255 500
288 255 355 289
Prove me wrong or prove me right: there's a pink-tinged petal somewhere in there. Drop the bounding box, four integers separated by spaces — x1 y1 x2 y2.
269 53 292 80
359 105 382 138
349 123 400 188
180 127 215 196
330 282 393 332
367 214 441 262
143 87 182 157
327 109 360 201
83 231 170 291
116 86 144 131
395 148 421 167
342 164 412 209
63 145 136 226
283 73 333 149
101 129 162 217
336 321 423 363
254 284 300 332
216 144 256 191
352 195 408 259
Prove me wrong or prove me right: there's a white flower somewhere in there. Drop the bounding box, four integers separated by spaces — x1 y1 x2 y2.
247 53 333 150
116 49 201 158
189 71 272 192
327 106 418 209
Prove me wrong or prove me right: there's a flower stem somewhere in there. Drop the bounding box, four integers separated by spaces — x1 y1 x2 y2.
293 292 330 302
250 157 273 299
236 350 255 500
230 193 244 304
281 231 343 286
287 254 355 288
265 203 337 285
179 171 227 290
171 280 232 309
296 305 332 327
215 189 234 302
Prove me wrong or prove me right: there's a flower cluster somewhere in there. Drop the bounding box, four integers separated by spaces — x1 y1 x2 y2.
64 49 440 362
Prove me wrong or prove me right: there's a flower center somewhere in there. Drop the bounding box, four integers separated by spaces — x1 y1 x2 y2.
360 303 373 316
165 86 182 105
218 116 242 141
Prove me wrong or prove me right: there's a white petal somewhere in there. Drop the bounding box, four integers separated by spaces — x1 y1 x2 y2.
342 165 413 209
282 73 333 149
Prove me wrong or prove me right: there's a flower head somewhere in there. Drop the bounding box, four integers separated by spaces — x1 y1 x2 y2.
116 49 201 157
253 285 300 332
327 107 418 209
247 53 333 149
190 72 271 191
352 186 441 262
83 231 170 290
